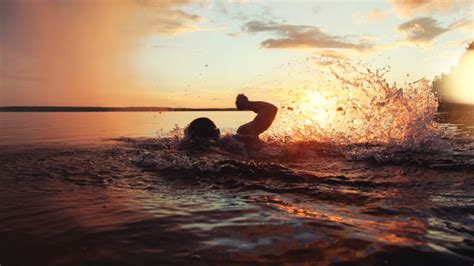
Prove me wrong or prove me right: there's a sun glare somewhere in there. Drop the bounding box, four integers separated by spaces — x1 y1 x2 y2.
266 59 438 145
304 91 332 129
446 51 474 105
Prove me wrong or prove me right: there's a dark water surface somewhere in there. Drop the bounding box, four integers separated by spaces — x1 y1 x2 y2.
0 111 473 265
0 112 254 146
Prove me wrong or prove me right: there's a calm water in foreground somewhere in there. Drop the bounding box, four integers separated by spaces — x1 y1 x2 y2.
0 111 473 265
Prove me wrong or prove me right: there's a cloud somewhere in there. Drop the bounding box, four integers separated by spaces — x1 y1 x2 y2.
150 9 201 35
242 21 373 51
397 16 472 44
397 17 450 43
0 71 43 82
367 9 389 22
315 50 348 59
0 0 202 106
450 17 474 32
390 0 471 17
226 31 243 37
133 0 202 35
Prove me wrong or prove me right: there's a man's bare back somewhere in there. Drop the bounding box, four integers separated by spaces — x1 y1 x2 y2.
183 94 277 148
235 94 278 138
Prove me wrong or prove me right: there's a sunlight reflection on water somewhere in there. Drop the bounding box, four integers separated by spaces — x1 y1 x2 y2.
0 109 473 265
0 111 254 145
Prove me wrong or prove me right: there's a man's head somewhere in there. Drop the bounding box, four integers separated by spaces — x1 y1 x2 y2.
184 117 220 141
235 94 249 110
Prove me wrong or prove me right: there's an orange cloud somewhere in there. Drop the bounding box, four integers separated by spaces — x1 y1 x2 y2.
390 0 471 17
315 50 348 59
367 9 389 22
134 0 202 35
397 16 473 44
0 0 201 106
242 21 373 51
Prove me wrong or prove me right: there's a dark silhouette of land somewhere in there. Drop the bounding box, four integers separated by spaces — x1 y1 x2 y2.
0 106 237 112
1 103 472 113
438 102 474 112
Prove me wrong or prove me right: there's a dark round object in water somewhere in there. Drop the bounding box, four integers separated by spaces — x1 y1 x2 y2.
185 117 220 141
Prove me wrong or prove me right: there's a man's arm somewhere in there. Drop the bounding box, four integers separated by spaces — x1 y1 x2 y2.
243 101 277 114
235 94 278 136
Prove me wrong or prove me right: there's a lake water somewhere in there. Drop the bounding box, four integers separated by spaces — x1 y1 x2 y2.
0 111 255 146
0 111 473 265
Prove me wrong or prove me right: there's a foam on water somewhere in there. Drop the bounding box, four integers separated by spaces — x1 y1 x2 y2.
0 80 472 265
144 58 471 166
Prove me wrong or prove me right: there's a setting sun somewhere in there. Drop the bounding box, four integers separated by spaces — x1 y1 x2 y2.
0 1 474 265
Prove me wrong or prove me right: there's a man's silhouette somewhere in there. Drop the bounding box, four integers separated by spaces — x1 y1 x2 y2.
234 94 278 140
184 94 277 146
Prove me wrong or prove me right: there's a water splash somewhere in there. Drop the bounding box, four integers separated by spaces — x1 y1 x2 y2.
263 58 439 146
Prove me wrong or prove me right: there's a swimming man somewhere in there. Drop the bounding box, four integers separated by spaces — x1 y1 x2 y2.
184 94 278 146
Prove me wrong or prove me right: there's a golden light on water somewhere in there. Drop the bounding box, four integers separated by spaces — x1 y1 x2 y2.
265 196 426 246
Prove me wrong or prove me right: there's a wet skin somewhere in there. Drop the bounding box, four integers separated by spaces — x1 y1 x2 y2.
235 97 278 138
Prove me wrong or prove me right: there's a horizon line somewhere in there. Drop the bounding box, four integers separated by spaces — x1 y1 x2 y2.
0 106 239 112
0 102 472 112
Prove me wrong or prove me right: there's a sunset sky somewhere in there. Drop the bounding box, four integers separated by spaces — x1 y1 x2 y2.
1 0 473 107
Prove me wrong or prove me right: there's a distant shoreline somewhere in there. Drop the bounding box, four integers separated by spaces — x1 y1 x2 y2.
0 102 472 112
438 102 474 112
0 106 238 112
